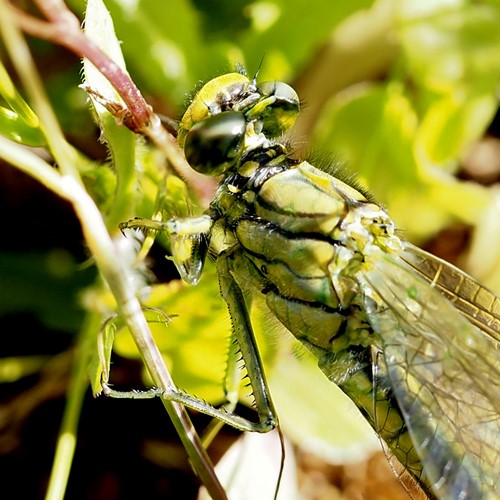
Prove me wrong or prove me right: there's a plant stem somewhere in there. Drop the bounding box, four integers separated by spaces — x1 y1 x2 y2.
0 1 227 496
45 316 97 500
0 132 227 500
11 0 216 205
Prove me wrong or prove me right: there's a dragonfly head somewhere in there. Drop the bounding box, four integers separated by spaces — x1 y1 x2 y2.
178 72 300 177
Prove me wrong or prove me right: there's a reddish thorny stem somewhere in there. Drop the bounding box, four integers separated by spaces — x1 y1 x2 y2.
11 0 217 205
12 0 153 132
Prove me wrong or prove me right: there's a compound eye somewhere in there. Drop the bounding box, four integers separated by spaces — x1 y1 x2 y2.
255 81 300 138
184 111 246 176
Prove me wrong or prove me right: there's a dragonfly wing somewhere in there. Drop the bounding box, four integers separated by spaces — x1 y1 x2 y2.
358 254 500 499
402 243 500 343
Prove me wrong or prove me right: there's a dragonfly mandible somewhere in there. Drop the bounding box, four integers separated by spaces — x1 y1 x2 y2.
116 70 500 500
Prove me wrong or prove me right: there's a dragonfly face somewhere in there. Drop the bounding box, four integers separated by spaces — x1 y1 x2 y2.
178 72 300 175
140 70 500 499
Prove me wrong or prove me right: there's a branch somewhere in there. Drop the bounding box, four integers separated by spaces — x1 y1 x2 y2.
10 0 216 205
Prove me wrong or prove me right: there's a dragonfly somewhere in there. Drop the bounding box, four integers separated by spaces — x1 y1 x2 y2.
115 70 500 499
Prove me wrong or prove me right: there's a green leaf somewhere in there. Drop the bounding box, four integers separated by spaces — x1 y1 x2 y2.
83 0 128 106
82 0 140 228
88 314 118 396
415 92 497 170
399 3 500 94
313 83 445 239
0 61 45 146
0 106 45 146
113 264 232 402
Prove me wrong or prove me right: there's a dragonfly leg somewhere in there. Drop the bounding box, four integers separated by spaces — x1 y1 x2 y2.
119 214 213 237
98 252 277 434
100 376 273 433
216 251 278 433
120 214 213 285
201 329 242 447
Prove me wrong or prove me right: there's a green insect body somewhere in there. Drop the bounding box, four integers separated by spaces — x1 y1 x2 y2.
192 74 435 489
122 71 500 499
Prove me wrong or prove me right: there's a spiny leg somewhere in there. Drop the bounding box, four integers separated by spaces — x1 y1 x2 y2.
97 250 279 435
216 252 278 433
201 328 242 447
217 251 285 500
108 217 284 497
100 373 273 433
119 214 213 237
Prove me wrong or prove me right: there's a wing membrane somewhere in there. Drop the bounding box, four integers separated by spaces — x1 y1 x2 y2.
402 243 500 343
359 254 500 499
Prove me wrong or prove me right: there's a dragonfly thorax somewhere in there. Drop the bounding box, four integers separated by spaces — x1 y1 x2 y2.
175 72 406 356
204 143 404 357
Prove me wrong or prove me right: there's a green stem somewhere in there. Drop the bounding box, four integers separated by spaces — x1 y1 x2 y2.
0 136 227 500
0 0 79 178
45 314 99 500
0 1 227 495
